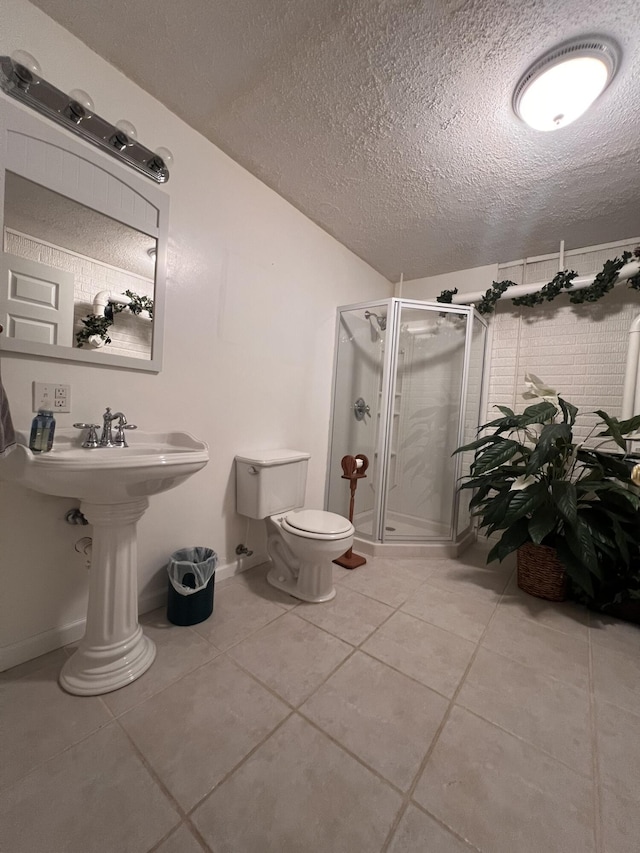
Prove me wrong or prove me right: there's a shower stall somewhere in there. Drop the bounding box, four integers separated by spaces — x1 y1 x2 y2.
326 298 487 555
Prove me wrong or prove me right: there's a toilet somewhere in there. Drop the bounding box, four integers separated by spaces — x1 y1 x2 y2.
235 450 354 602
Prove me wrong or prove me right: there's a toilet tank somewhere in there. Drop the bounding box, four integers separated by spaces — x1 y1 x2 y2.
235 450 311 519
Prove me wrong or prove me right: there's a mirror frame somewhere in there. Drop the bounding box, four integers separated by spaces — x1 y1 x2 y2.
0 95 168 372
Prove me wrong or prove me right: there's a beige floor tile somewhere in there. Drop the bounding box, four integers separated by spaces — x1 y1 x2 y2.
456 545 516 572
590 613 640 657
0 662 112 790
413 706 596 853
595 700 640 801
401 582 497 642
0 647 69 681
481 609 590 690
457 647 592 776
362 611 475 698
103 610 220 716
192 581 287 649
0 723 178 853
387 804 478 853
227 612 352 706
302 652 447 790
370 557 434 581
232 562 300 609
498 574 590 639
332 561 361 582
600 784 640 853
154 823 207 853
337 561 426 607
192 714 402 853
296 587 393 645
423 556 513 603
592 643 640 716
120 655 289 810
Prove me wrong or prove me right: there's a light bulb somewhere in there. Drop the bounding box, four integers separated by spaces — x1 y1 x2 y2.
518 57 610 131
154 147 174 168
10 49 41 77
68 89 94 113
513 39 619 132
115 119 138 142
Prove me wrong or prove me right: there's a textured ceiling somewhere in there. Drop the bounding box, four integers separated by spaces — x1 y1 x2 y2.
28 0 640 281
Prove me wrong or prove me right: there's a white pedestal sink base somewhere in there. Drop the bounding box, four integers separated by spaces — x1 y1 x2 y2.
60 628 156 696
59 497 155 696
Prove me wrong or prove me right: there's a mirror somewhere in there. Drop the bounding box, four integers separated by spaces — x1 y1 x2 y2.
0 97 168 372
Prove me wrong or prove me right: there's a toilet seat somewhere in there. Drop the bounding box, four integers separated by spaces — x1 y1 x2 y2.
280 509 353 540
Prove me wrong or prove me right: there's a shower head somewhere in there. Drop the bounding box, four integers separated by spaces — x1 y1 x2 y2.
364 310 387 331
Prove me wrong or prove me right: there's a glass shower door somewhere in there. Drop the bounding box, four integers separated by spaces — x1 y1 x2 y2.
380 303 469 540
326 302 391 538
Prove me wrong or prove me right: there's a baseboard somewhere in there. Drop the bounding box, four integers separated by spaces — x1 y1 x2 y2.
1 551 266 673
353 532 477 559
0 617 86 672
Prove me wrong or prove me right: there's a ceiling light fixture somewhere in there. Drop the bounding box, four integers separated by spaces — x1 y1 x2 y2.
513 37 620 131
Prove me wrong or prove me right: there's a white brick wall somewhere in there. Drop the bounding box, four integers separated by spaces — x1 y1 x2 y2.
486 238 640 442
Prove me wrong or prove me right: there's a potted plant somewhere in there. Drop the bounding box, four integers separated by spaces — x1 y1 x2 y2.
455 375 640 611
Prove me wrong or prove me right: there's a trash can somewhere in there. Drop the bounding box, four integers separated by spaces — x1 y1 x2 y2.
167 547 217 626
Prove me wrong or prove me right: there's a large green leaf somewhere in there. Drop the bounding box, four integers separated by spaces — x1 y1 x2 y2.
558 397 578 426
528 504 557 544
616 413 640 434
487 517 531 563
453 435 515 455
477 489 514 528
564 518 600 577
520 401 558 424
496 405 516 418
594 410 626 450
581 450 633 480
551 481 577 527
501 483 546 527
526 423 572 473
554 539 594 597
472 440 522 476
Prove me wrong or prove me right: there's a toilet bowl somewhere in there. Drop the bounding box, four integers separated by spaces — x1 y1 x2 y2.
266 509 354 602
235 450 354 603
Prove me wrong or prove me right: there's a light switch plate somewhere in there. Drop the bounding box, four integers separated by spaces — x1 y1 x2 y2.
33 382 71 412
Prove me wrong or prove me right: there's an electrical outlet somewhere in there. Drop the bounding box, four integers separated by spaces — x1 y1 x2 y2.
33 382 71 413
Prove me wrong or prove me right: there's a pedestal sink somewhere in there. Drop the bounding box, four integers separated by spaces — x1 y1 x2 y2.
0 430 209 695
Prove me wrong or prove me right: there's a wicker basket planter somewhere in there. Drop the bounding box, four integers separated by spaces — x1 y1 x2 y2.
517 542 568 601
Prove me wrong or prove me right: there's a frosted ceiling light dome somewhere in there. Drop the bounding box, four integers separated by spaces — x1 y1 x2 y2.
513 38 620 131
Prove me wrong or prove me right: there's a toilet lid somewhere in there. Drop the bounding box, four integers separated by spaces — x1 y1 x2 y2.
284 510 352 535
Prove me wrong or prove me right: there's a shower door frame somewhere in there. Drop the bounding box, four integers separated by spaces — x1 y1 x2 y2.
326 298 486 544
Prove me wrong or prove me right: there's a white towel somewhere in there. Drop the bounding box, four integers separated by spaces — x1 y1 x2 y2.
0 361 16 458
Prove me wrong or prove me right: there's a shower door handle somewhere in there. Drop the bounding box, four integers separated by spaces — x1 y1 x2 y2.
354 398 371 421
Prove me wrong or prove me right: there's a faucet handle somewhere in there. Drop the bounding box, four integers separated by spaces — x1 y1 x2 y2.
114 422 137 447
73 423 101 448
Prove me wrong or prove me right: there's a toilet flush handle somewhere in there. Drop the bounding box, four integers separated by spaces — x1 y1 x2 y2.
248 466 259 475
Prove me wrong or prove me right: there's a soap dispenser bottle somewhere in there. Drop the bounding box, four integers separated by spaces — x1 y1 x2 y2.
29 409 56 452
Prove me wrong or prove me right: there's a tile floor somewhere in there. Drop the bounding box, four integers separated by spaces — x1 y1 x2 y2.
1 545 639 853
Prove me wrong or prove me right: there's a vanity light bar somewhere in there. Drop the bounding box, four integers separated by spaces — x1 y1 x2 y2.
0 56 170 183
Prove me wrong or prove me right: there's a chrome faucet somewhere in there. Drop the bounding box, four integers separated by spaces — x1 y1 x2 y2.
74 408 137 448
100 407 137 447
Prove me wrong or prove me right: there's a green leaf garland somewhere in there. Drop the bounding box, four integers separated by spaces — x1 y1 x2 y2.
76 290 154 348
437 247 640 314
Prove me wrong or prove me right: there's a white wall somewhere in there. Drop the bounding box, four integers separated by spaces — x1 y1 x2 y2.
0 0 391 668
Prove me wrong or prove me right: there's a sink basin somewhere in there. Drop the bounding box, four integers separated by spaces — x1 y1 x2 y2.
2 429 209 502
0 428 209 696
